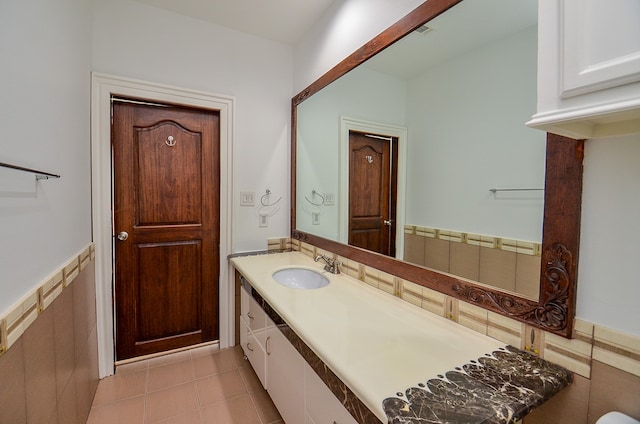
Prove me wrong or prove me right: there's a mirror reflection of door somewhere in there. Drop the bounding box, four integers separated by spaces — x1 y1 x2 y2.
348 131 398 256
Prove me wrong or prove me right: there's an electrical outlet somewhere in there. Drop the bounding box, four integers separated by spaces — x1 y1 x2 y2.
240 192 255 206
312 212 320 225
324 193 335 205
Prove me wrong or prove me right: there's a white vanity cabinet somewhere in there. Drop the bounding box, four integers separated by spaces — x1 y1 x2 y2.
528 0 640 139
238 278 361 424
239 286 269 388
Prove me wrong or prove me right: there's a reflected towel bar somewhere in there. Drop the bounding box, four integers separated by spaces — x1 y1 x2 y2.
0 161 61 180
489 188 543 193
305 189 325 206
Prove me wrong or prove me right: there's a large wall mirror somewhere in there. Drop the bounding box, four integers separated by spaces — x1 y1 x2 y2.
291 0 583 338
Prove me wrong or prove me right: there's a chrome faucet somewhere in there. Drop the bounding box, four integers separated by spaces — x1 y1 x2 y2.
314 254 341 274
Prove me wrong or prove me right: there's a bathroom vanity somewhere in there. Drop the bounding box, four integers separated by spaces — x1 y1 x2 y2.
231 252 571 424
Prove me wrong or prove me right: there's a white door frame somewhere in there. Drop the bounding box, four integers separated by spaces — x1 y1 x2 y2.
91 73 235 378
339 116 407 260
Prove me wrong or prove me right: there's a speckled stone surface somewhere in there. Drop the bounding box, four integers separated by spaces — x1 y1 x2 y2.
383 346 572 424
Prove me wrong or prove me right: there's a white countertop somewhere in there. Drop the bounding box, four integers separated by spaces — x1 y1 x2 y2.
231 252 509 422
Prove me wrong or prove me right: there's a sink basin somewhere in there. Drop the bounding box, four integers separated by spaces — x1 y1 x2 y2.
272 268 329 289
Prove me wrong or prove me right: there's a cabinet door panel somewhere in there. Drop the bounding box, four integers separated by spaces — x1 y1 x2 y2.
306 412 316 424
305 363 358 424
267 327 305 424
240 319 267 389
562 0 640 97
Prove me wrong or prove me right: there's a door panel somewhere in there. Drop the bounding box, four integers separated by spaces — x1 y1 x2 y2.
137 241 201 341
136 122 202 225
113 100 220 360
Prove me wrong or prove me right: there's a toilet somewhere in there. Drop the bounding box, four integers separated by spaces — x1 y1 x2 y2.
597 412 640 424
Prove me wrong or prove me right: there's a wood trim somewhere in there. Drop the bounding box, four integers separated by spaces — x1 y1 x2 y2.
91 72 235 377
292 0 463 107
291 2 584 338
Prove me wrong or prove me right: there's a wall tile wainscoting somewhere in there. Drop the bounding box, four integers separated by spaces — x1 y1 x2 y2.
0 245 99 424
403 225 542 299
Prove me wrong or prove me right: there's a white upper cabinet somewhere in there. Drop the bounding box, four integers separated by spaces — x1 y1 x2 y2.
528 0 640 139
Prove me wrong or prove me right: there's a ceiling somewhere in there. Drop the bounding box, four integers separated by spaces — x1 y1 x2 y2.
132 0 337 45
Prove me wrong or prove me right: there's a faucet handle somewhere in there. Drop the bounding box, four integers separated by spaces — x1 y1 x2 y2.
327 258 341 274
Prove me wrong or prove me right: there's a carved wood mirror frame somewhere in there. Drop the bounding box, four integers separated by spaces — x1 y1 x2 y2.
291 0 584 338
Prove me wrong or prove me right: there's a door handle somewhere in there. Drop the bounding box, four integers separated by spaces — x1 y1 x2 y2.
116 231 129 241
383 220 394 226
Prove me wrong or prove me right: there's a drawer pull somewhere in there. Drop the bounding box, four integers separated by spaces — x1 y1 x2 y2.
247 342 254 352
247 312 255 320
266 336 271 355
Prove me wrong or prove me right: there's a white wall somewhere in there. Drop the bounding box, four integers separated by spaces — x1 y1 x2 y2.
406 25 545 242
578 135 640 337
293 0 640 338
293 0 425 92
0 0 93 314
92 0 293 253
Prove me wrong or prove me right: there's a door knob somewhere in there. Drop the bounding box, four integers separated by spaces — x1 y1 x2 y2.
383 219 394 226
116 231 129 241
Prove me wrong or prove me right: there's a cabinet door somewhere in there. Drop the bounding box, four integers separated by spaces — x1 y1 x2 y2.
239 318 267 389
561 0 640 97
306 412 317 424
305 363 358 424
267 326 305 424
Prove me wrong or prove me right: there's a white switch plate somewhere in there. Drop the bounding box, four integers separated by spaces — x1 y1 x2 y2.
312 212 320 225
240 192 255 206
259 214 268 228
324 193 335 205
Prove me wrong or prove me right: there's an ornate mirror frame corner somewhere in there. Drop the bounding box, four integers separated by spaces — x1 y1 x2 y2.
291 0 584 338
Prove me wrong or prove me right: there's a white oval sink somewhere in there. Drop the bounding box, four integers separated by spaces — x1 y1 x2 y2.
272 268 329 289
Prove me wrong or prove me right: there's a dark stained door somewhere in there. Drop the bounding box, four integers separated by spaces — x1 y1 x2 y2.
348 131 397 256
112 99 220 360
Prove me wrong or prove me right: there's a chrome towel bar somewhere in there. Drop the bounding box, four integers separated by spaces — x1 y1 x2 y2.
0 161 60 180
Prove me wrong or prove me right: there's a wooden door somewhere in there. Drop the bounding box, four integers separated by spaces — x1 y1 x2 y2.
348 131 397 256
112 99 220 360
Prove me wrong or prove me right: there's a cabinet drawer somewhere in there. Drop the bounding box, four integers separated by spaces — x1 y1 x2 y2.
241 286 267 332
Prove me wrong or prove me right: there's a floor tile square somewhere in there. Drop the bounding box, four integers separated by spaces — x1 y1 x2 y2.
92 370 148 405
147 359 195 392
192 348 239 379
87 395 145 424
196 370 247 407
200 394 261 424
145 382 199 423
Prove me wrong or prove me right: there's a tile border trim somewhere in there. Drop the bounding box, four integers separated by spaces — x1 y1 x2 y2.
405 225 542 256
0 243 95 357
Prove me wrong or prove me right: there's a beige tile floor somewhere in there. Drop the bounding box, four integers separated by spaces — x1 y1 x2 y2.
87 345 284 424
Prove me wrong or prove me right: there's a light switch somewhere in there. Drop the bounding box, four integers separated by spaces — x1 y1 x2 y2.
240 192 255 206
